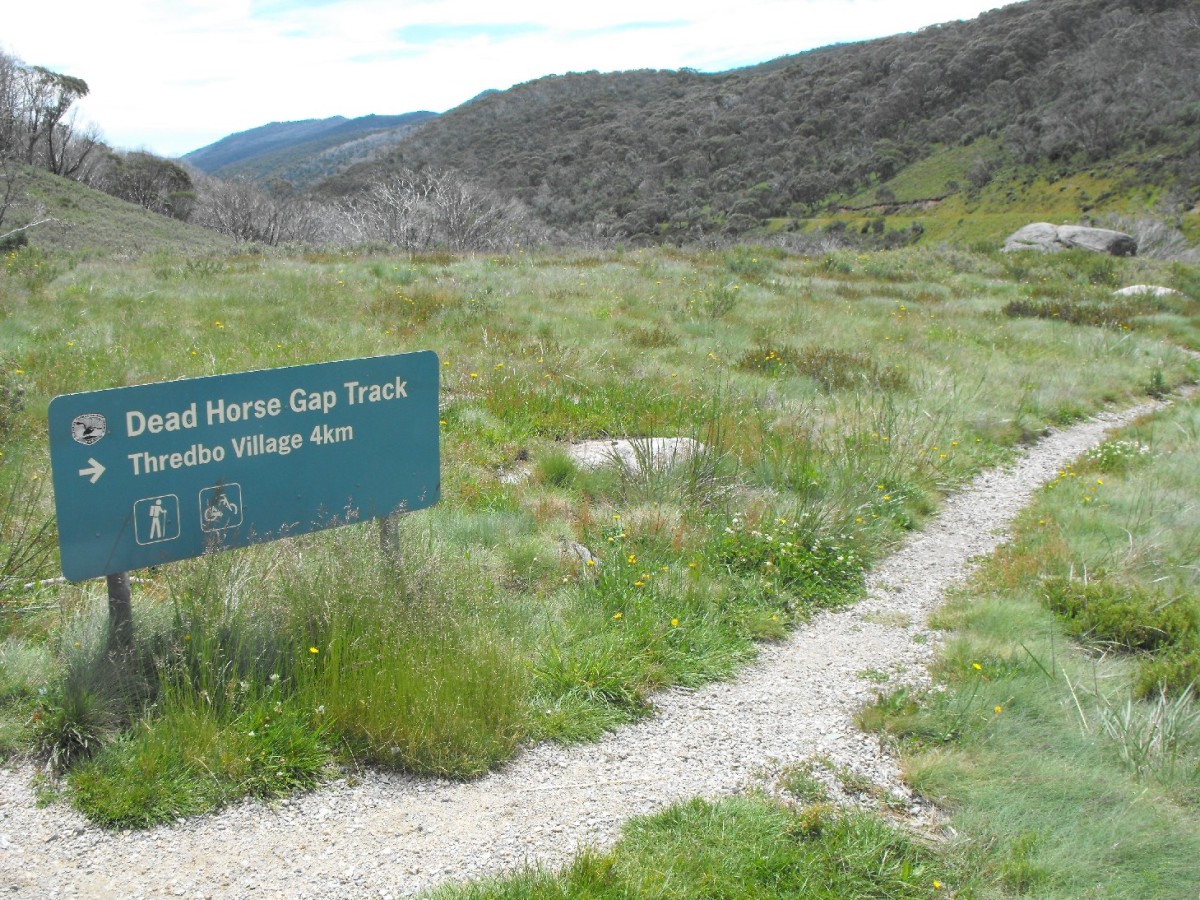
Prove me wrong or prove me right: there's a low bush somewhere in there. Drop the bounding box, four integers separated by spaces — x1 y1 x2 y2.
735 344 907 392
1002 296 1159 329
1042 576 1197 655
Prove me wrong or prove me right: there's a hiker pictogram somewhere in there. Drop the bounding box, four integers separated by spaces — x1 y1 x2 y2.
133 494 180 545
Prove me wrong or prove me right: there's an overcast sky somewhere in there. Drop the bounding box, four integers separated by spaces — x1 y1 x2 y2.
3 0 1014 158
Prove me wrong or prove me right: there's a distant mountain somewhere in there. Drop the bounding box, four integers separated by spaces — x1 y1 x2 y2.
181 112 437 189
316 0 1199 243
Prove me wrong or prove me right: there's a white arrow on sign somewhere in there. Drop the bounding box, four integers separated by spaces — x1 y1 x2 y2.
79 458 106 484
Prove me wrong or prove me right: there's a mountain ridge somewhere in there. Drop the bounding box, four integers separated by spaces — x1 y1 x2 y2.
181 112 438 188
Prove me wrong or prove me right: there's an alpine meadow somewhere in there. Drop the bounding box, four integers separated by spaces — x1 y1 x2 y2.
2 0 1200 897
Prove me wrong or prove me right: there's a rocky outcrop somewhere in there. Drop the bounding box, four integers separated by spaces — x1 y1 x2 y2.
1003 223 1137 256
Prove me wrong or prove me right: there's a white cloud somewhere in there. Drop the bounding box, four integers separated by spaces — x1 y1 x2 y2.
1 0 1013 157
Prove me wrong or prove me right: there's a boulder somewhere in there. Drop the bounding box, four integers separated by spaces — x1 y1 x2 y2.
1003 222 1058 252
1113 284 1182 298
1003 223 1137 256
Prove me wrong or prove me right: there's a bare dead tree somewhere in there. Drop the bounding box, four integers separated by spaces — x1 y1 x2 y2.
0 49 102 186
346 168 533 251
0 157 27 233
347 171 439 249
47 110 102 179
0 52 22 161
429 172 511 251
193 174 345 247
195 176 286 244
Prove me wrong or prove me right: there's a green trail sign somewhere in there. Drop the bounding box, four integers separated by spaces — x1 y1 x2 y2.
48 351 440 581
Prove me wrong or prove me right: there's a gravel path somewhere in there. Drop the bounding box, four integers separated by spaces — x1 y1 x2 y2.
0 399 1170 899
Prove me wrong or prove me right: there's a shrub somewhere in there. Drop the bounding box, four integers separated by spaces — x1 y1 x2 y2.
735 344 907 392
1135 646 1200 699
684 281 740 319
0 230 28 252
627 324 677 348
723 246 778 282
1042 576 1197 654
1002 296 1163 329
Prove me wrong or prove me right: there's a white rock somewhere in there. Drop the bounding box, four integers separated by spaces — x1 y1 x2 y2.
561 541 598 567
1113 284 1182 297
566 437 704 473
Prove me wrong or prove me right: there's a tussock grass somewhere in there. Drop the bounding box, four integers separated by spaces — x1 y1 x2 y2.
70 683 329 829
2 242 1199 829
860 393 1200 896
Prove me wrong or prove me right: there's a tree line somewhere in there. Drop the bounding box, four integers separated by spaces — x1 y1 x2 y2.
335 0 1200 242
0 52 99 179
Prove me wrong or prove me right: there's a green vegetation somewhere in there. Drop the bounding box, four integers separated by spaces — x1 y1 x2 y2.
10 2 1200 256
448 323 1200 900
14 165 232 257
435 796 945 899
856 393 1200 897
1 239 1198 835
5 1 1200 887
182 112 439 188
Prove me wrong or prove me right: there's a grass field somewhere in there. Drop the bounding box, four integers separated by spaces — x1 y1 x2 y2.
433 272 1200 899
1 239 1198 855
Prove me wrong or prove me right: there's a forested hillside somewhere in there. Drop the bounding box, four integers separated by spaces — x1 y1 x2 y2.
323 0 1199 242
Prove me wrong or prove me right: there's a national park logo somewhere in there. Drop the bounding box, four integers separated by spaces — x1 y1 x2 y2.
71 413 108 446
